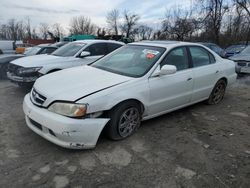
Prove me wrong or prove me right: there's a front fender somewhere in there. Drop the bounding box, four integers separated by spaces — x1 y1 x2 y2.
78 79 150 116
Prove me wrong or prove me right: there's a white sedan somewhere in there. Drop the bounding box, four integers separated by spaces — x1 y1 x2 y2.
23 41 237 149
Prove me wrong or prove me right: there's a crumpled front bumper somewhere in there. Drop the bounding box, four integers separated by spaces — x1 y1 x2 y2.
23 94 110 149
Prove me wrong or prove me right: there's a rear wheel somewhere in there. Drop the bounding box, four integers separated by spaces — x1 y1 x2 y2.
207 79 227 105
106 101 141 140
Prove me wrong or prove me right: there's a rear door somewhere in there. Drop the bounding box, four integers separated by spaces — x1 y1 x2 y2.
188 46 220 101
148 47 194 115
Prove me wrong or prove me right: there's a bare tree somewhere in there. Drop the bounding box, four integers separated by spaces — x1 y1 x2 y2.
7 19 20 41
135 25 153 40
69 16 96 35
32 27 38 39
235 0 250 44
25 17 32 39
120 10 140 38
52 23 65 38
106 9 120 35
39 23 49 39
200 0 229 44
162 7 200 41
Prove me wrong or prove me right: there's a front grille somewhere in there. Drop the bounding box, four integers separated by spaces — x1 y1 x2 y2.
8 63 22 75
238 62 247 67
31 88 47 106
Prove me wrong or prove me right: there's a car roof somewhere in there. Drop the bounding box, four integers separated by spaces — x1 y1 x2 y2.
37 43 56 47
71 40 125 45
198 42 218 46
130 40 204 48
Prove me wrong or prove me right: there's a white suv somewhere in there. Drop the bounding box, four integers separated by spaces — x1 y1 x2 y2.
7 40 124 86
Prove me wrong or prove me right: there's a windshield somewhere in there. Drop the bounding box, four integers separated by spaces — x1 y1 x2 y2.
226 45 245 53
51 42 85 57
240 46 250 54
92 45 166 77
24 46 41 56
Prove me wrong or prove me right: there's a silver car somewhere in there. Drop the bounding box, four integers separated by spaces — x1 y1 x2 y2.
229 46 250 74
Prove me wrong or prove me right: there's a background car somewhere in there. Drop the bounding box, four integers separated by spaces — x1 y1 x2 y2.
198 42 225 57
223 44 247 58
22 41 236 149
0 40 16 54
7 40 124 86
229 45 250 74
0 44 58 79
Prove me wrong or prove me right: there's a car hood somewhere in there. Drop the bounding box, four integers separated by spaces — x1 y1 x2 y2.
229 54 250 61
10 54 76 67
0 54 24 63
33 66 132 103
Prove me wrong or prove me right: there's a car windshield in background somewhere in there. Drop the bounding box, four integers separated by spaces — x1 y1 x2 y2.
240 46 250 54
92 45 165 77
52 42 85 57
24 46 41 56
226 45 245 53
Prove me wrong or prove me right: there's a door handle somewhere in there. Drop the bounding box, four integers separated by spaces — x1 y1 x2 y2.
216 70 219 74
187 78 192 81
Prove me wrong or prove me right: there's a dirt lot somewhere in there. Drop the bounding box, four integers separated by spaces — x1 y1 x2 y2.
0 77 249 188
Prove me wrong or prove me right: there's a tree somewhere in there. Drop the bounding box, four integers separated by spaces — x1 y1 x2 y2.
135 25 153 40
25 17 32 39
106 9 120 35
69 16 96 35
52 23 65 38
120 10 140 38
235 0 250 44
162 7 200 41
200 0 229 44
39 23 49 39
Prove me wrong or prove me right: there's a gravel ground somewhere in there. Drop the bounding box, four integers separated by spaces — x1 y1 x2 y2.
0 77 249 188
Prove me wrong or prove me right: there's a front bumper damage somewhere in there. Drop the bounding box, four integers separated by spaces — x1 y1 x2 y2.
23 94 110 149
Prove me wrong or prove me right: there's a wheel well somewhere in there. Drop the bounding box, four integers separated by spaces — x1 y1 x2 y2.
110 99 145 114
47 69 61 74
219 77 228 85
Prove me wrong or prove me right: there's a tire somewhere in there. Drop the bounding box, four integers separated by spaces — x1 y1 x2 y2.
0 63 7 79
206 79 227 105
106 101 142 140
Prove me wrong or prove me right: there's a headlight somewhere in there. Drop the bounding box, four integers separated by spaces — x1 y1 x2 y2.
48 102 87 118
18 67 42 75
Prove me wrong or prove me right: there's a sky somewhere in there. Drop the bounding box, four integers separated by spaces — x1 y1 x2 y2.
0 0 192 33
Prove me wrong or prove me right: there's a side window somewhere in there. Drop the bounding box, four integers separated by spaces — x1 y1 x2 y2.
107 43 122 53
38 48 47 54
161 47 189 71
45 47 57 54
189 46 214 67
85 43 108 56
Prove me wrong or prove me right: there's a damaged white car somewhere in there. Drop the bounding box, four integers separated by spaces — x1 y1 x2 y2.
23 41 237 149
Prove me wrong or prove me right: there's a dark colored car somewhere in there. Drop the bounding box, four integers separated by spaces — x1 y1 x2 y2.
0 44 58 79
224 44 247 58
229 45 250 75
198 42 225 57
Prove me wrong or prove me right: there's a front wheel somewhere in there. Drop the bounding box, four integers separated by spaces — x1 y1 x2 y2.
106 101 141 140
206 80 227 105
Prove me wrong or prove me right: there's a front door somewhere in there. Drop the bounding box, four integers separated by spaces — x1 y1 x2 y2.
148 47 194 116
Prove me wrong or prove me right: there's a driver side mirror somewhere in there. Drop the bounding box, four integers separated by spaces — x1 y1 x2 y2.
160 65 177 75
152 65 177 77
80 51 91 58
